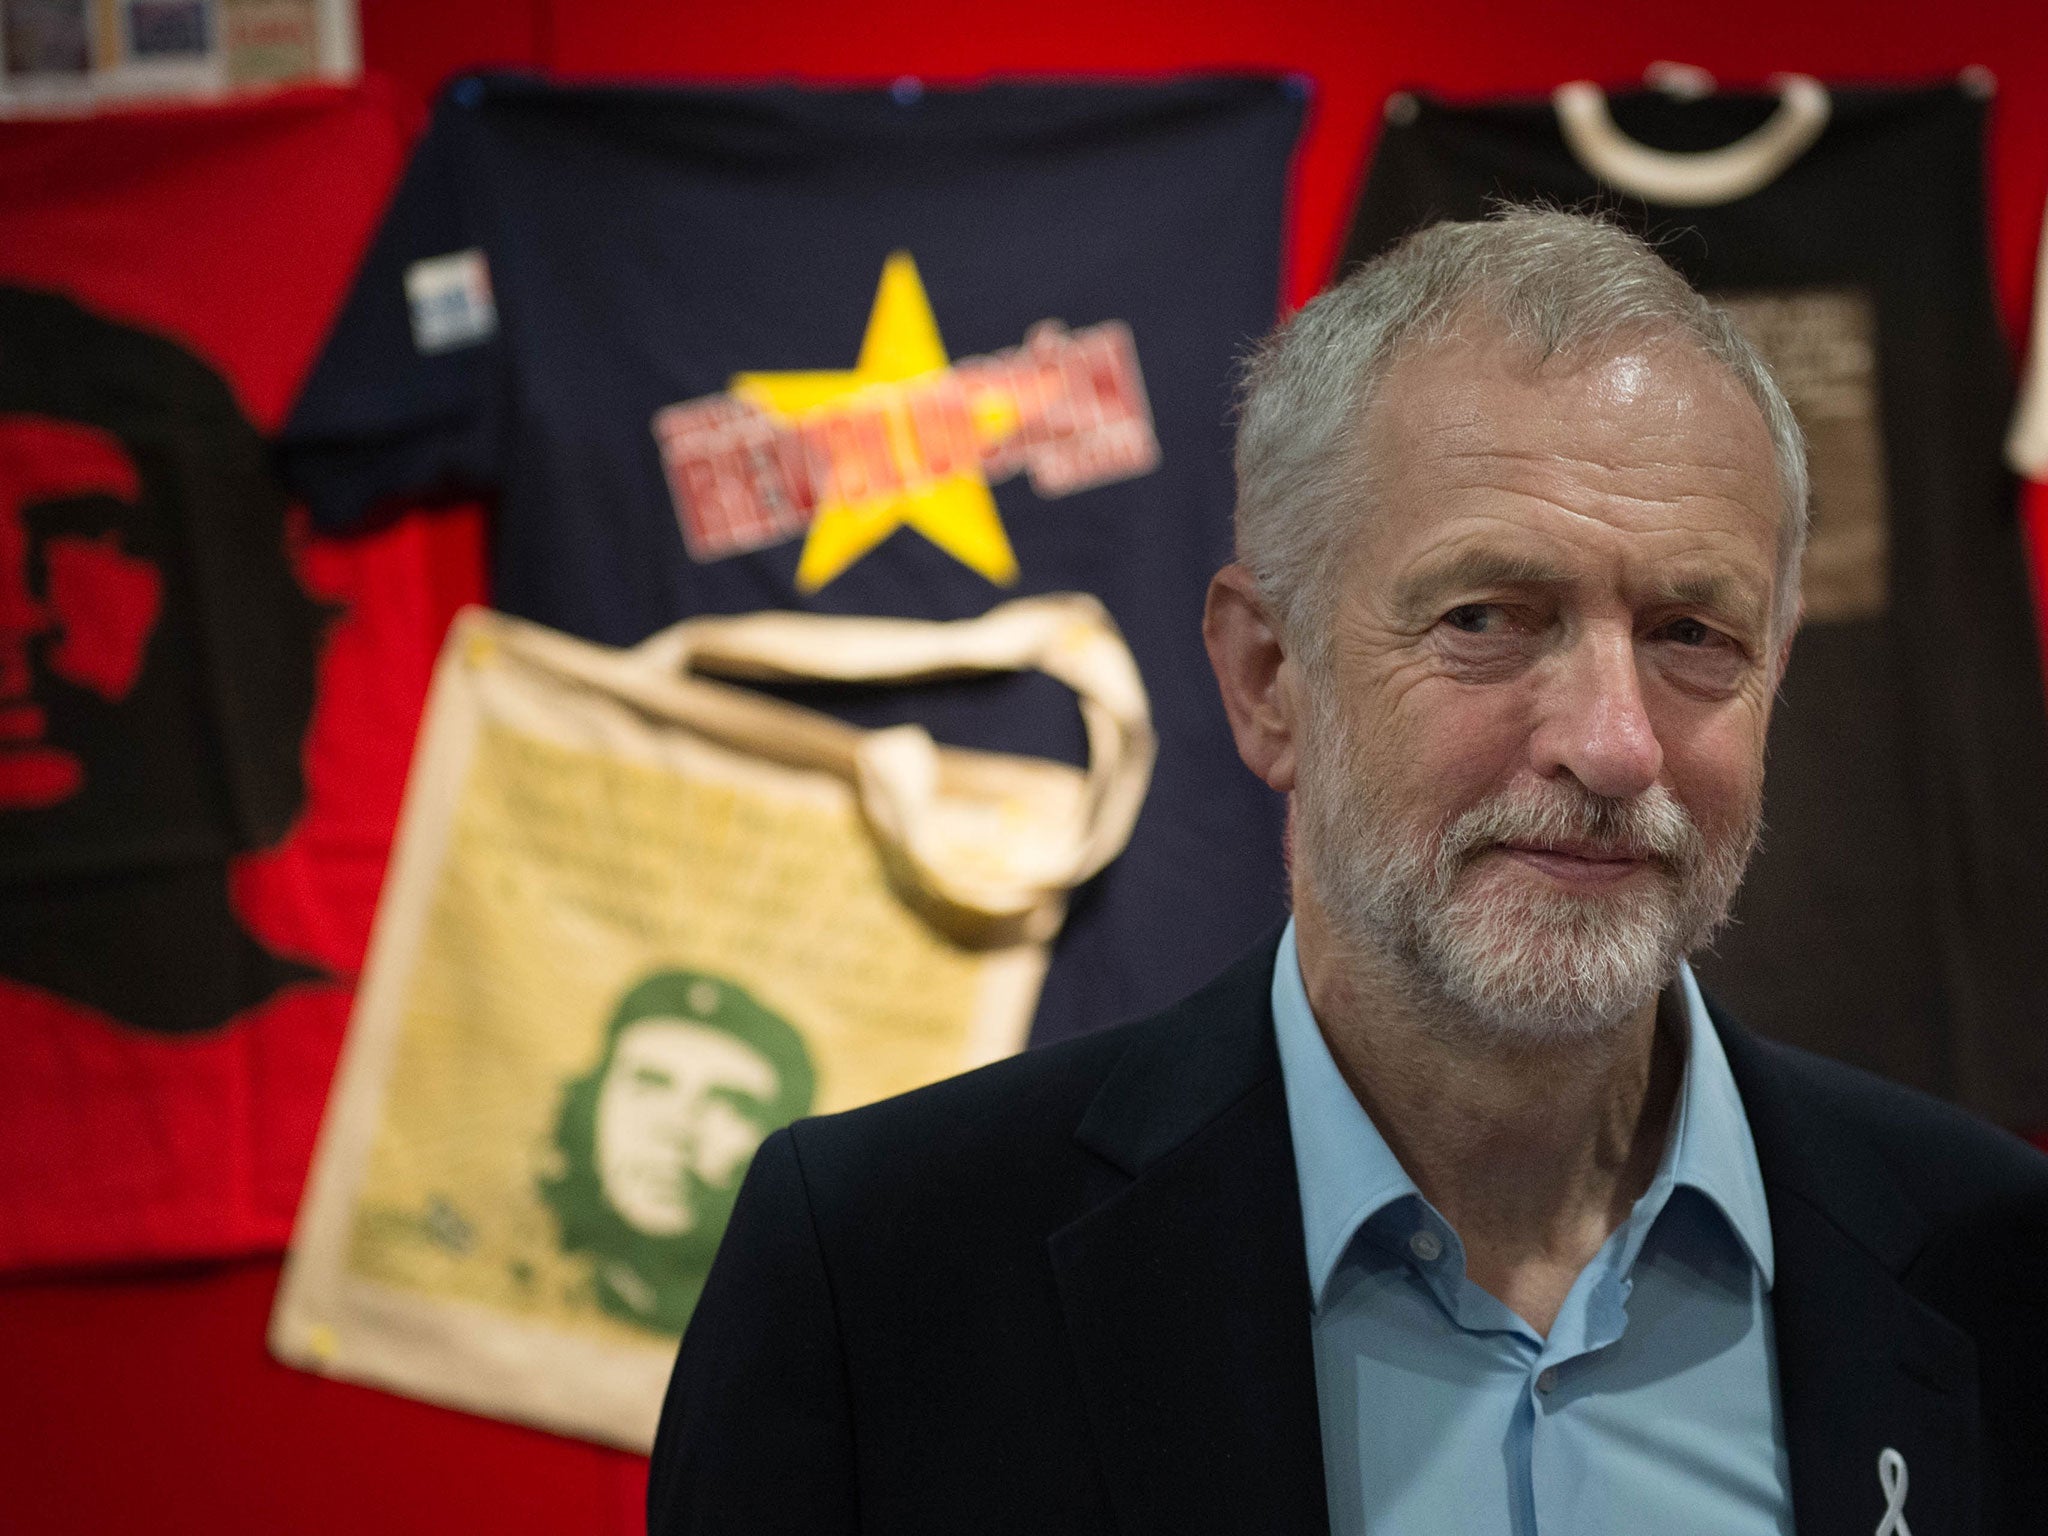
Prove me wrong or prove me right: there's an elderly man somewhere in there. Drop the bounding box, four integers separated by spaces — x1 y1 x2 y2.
647 209 2048 1536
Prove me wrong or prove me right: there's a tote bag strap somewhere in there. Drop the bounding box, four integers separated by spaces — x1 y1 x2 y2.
501 594 1155 945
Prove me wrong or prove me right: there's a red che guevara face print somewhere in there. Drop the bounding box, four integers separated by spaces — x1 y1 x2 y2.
0 415 163 809
0 286 326 1034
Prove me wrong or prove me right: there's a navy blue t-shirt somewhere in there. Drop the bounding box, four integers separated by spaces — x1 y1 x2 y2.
281 74 1303 1045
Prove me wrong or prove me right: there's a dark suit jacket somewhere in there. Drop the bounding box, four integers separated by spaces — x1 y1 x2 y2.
648 936 2048 1535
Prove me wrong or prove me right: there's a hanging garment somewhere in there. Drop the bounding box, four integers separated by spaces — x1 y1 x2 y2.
1342 80 2048 1127
0 82 471 1271
272 594 1153 1447
277 73 1304 1049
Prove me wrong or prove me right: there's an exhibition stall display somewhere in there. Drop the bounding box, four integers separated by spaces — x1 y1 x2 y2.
4 33 2048 1526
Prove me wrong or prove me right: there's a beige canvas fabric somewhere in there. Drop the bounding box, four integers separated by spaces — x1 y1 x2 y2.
270 594 1153 1449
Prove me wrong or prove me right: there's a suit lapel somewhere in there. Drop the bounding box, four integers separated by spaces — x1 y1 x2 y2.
1717 1013 1982 1536
1050 939 1329 1536
1048 961 1988 1536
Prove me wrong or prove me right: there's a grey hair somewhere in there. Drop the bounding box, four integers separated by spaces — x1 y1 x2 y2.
1234 207 1809 662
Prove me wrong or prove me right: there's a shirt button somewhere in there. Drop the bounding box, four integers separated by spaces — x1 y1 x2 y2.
1536 1367 1559 1394
1408 1230 1443 1263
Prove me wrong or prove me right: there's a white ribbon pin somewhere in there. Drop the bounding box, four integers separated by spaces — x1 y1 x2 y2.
1875 1447 1912 1536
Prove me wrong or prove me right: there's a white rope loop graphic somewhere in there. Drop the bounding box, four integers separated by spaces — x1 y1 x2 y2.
1875 1447 1912 1536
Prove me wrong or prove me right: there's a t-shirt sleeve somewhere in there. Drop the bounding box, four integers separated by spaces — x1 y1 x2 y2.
278 90 508 530
2009 192 2048 481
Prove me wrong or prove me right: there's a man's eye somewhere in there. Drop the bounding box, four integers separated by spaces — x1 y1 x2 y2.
1442 604 1496 633
1662 617 1718 647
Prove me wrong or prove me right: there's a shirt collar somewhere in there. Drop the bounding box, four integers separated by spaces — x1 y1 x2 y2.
1270 917 1775 1308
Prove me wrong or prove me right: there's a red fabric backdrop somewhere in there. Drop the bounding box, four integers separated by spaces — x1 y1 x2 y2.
4 1 2047 1531
0 80 468 1276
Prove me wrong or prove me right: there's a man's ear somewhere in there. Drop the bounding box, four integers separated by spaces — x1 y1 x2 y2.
1204 563 1303 794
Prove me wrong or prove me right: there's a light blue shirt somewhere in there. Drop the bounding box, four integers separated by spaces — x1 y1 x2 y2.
1272 920 1795 1535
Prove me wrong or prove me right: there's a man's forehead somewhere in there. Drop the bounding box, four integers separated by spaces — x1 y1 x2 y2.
1349 327 1784 574
1365 324 1767 450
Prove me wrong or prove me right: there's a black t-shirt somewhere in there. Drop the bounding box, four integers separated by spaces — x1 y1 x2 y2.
1343 82 2048 1127
281 74 1305 1046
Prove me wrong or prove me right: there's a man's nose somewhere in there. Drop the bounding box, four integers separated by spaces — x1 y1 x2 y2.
1528 628 1663 799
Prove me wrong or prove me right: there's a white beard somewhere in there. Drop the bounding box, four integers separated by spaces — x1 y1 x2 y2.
1293 691 1758 1046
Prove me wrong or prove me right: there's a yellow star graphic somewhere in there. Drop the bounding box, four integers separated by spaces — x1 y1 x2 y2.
730 251 1020 592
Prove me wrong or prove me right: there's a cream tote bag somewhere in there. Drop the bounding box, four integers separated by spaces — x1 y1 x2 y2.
271 594 1153 1449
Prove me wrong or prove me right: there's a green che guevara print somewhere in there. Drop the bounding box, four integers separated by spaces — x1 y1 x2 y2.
540 969 815 1334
